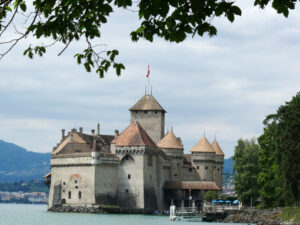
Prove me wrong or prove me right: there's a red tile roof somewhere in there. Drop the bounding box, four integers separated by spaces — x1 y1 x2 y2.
163 181 221 190
113 122 157 147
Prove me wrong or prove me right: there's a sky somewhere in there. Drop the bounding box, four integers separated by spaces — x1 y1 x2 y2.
0 1 299 158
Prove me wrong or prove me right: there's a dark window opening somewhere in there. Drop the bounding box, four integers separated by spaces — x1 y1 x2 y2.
128 174 131 179
78 191 82 199
61 199 66 204
174 174 178 177
205 166 208 170
125 155 129 160
144 111 148 114
217 168 220 171
155 111 158 114
63 190 65 193
135 111 138 113
148 155 153 166
68 191 71 199
75 186 78 189
75 180 77 184
63 182 65 185
197 166 199 170
75 149 81 152
189 168 192 172
126 189 129 193
204 179 206 181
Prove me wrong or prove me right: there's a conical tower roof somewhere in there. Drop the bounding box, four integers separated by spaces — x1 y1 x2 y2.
129 95 166 112
112 122 157 147
190 136 215 153
211 140 225 156
157 132 183 149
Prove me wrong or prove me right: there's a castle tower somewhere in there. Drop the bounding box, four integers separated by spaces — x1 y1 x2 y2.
211 140 225 189
129 94 166 143
190 136 216 182
157 131 184 181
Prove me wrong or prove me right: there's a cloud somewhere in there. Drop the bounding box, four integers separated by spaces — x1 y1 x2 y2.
0 2 299 157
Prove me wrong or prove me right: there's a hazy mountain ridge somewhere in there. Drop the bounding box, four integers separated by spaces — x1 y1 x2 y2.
0 140 51 182
223 156 234 174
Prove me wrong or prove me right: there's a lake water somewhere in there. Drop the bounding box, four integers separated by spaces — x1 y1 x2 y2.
0 204 252 225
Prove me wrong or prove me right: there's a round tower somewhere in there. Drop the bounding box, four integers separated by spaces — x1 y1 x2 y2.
211 140 224 189
190 136 216 182
129 94 166 143
157 131 184 180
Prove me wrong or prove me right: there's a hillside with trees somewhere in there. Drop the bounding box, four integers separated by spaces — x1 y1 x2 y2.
0 140 50 182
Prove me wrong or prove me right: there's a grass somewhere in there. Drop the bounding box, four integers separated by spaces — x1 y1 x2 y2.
281 207 300 223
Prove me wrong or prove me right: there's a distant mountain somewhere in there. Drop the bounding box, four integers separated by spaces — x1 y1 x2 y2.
0 140 51 182
223 156 234 174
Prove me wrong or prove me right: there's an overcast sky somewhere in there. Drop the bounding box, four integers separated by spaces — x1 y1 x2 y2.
0 1 299 158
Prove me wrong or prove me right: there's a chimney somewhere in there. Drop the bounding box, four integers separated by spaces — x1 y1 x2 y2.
91 129 95 136
79 127 83 133
97 123 100 136
61 129 65 140
114 129 119 139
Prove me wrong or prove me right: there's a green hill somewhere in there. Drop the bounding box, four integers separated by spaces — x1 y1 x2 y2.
223 156 234 174
0 140 51 182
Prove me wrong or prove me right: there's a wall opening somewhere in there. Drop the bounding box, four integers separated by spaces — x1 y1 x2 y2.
78 191 82 199
68 191 71 199
128 174 131 179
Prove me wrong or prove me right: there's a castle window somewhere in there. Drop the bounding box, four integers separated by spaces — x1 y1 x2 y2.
197 166 199 170
135 111 138 113
125 155 129 160
144 111 148 114
68 191 71 199
155 111 157 114
75 186 78 189
63 189 65 193
189 168 192 172
75 180 77 184
63 182 65 185
126 189 129 193
204 179 206 181
205 166 208 170
174 174 178 177
217 168 220 171
78 191 82 199
128 174 131 179
148 155 153 166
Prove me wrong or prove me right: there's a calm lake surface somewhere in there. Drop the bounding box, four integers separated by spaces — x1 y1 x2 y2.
0 204 253 225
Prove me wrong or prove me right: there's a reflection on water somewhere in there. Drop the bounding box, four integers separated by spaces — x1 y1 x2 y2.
0 204 254 225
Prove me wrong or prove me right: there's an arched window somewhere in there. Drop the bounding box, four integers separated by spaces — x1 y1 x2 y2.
78 191 82 199
68 191 71 199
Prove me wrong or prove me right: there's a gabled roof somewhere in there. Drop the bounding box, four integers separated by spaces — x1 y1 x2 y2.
113 122 157 147
129 95 166 112
211 140 225 156
157 132 183 149
190 136 215 153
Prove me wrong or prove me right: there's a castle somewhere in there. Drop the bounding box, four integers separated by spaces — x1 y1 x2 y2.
45 93 224 212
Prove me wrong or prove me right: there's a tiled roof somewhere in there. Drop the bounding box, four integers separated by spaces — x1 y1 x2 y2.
157 132 183 149
163 181 221 190
129 95 165 112
211 140 225 156
113 122 157 147
190 136 215 153
183 154 191 163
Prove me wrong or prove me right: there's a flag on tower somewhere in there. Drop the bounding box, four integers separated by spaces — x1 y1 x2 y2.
146 65 150 78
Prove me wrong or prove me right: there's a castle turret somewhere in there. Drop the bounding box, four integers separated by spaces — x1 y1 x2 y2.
129 94 165 143
190 136 216 182
211 140 224 189
157 131 183 180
